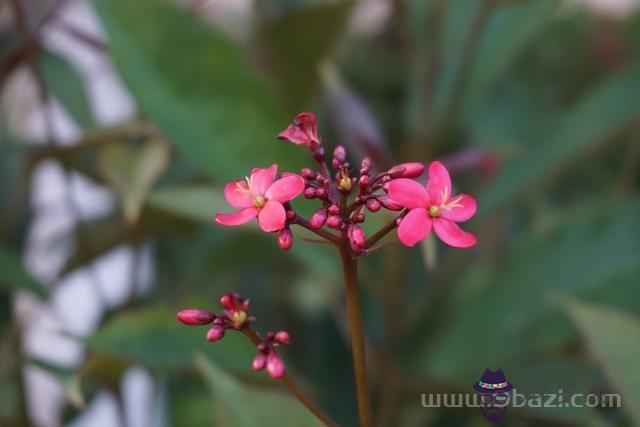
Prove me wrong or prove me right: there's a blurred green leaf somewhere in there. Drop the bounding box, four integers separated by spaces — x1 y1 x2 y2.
38 50 95 130
195 352 323 427
0 245 47 299
257 0 354 109
481 60 640 214
565 300 640 425
98 139 170 224
419 198 640 383
86 306 253 370
93 0 303 181
147 185 225 224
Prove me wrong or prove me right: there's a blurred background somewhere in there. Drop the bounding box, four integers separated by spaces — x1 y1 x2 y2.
1 0 640 426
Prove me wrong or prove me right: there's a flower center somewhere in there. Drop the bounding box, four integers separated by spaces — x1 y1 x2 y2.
429 205 440 217
231 310 248 327
253 195 266 208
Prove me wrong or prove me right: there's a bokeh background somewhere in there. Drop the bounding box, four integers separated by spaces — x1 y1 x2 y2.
1 0 640 426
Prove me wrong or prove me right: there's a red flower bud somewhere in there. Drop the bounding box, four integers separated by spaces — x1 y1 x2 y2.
309 209 327 229
392 162 424 178
278 112 319 147
359 175 370 187
378 196 403 211
361 157 371 173
277 228 293 250
348 225 366 249
333 145 346 164
327 215 342 229
328 205 340 215
301 167 316 179
253 353 267 371
366 198 381 212
304 187 317 199
266 352 285 380
274 331 291 345
177 309 216 325
316 188 328 200
206 325 226 342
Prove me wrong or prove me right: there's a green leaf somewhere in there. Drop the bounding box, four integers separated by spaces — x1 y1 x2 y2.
147 185 225 224
481 60 640 214
0 245 47 299
38 51 95 130
565 300 640 426
92 0 303 182
98 139 170 224
195 352 323 427
86 306 253 370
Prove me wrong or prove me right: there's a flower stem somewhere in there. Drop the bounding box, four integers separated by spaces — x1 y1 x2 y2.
365 212 406 249
243 329 338 427
338 245 373 427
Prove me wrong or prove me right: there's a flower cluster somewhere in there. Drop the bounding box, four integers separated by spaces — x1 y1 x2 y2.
177 292 290 380
215 112 477 251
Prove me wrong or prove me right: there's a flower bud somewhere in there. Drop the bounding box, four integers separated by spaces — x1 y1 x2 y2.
274 331 291 345
206 325 226 342
327 215 342 229
309 209 327 229
277 228 293 250
355 213 365 223
253 353 267 371
378 196 403 211
316 188 328 200
177 309 216 325
301 167 316 179
390 162 424 178
361 157 371 174
366 198 381 212
328 205 340 215
333 145 346 164
348 225 366 249
266 352 285 380
359 175 370 187
304 187 317 199
286 209 295 219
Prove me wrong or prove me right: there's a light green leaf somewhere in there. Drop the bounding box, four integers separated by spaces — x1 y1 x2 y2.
565 300 640 426
195 352 323 427
98 139 170 224
85 306 253 370
147 186 225 223
481 60 640 214
38 51 95 130
0 245 47 299
92 0 303 181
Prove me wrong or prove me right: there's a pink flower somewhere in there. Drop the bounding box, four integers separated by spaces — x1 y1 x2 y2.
387 161 477 248
278 112 319 147
215 165 305 233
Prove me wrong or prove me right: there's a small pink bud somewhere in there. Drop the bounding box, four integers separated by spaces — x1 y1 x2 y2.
361 157 371 173
316 188 328 200
177 309 216 325
327 215 342 229
359 175 370 187
304 187 317 199
333 145 346 163
266 352 285 380
277 228 293 250
206 325 226 342
379 196 403 211
366 198 381 212
286 209 295 219
355 213 365 223
348 225 366 249
301 168 316 179
309 209 327 229
274 331 291 345
394 162 424 178
328 205 340 215
253 353 267 371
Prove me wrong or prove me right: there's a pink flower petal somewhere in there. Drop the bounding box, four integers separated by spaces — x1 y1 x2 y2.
426 161 452 205
277 112 318 146
224 180 254 208
265 174 305 202
250 164 277 196
439 194 477 222
278 125 310 145
433 218 476 248
257 200 286 232
397 208 432 247
387 179 429 209
215 207 259 226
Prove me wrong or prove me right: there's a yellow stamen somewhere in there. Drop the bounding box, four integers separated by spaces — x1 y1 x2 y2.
429 205 440 217
231 310 247 326
253 195 265 208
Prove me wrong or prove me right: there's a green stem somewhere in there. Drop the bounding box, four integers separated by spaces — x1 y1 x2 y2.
339 245 373 427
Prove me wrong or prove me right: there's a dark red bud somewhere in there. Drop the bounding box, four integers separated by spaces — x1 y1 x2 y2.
387 165 406 178
348 225 366 249
274 331 290 345
309 209 327 229
379 196 403 211
366 198 381 212
177 309 216 325
327 215 342 228
333 145 346 163
277 228 293 250
361 157 371 172
355 213 365 223
301 168 316 179
316 188 328 200
286 209 295 219
390 162 424 178
328 205 340 215
304 187 317 199
206 325 226 342
359 175 370 187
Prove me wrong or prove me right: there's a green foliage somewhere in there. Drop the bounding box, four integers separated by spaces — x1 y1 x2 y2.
0 245 47 299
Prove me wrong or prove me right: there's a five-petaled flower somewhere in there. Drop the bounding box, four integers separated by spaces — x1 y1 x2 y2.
215 164 305 232
387 161 477 248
